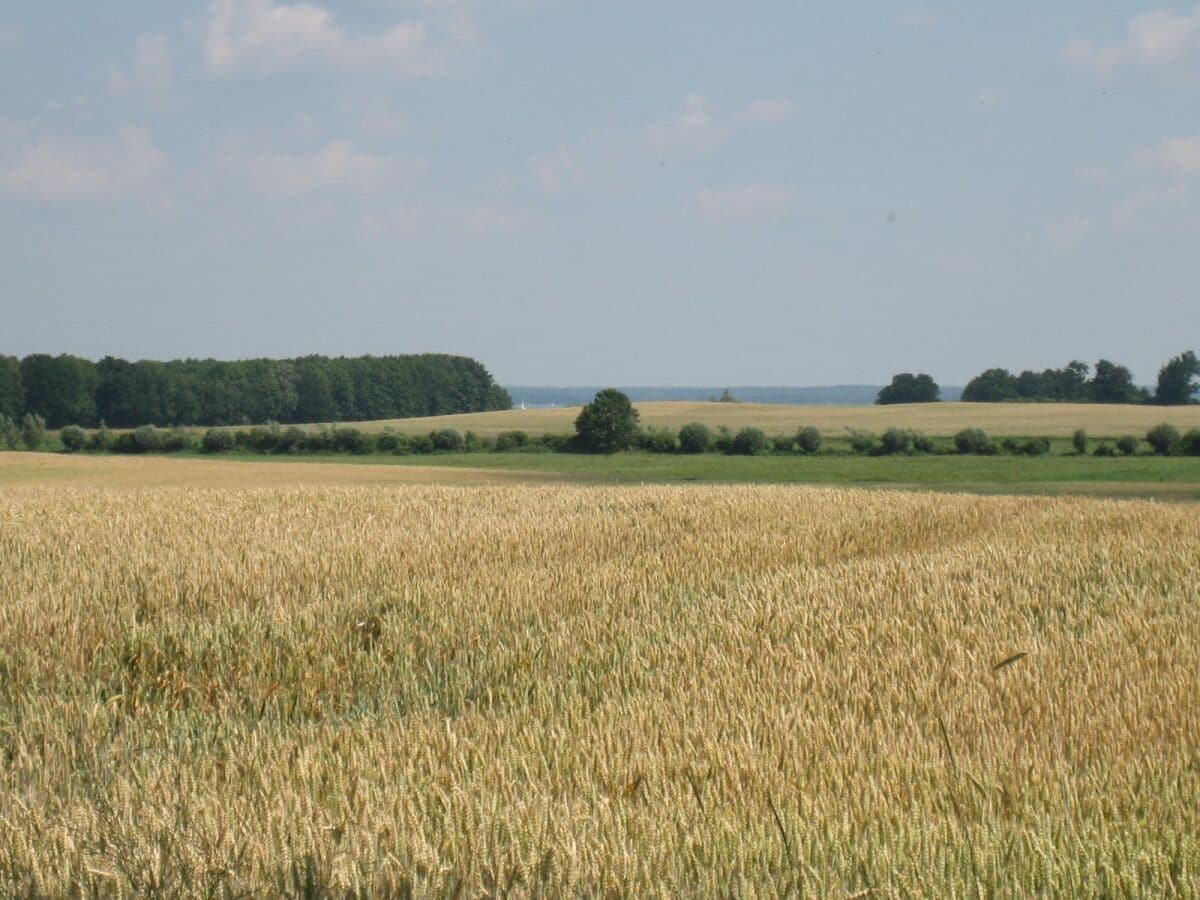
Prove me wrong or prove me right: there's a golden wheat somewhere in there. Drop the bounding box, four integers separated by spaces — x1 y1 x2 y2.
0 482 1196 895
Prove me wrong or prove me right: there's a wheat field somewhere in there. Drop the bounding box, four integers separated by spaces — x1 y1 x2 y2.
0 481 1197 895
356 400 1200 439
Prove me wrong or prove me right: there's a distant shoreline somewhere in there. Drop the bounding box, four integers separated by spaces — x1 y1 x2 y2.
504 385 965 407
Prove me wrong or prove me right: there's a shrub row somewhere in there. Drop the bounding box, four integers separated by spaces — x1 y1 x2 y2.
37 421 1200 458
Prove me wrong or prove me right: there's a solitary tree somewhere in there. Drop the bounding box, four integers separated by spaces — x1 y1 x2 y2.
1154 351 1200 405
876 373 940 405
575 389 640 453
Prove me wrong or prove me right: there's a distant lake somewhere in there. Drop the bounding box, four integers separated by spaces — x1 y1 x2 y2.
504 385 964 408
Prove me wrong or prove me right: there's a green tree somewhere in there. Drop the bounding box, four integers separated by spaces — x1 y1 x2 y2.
59 425 87 452
677 422 712 454
1089 359 1143 404
876 373 940 405
19 354 99 427
0 356 23 419
1154 351 1200 405
575 389 640 453
795 426 822 454
20 413 47 450
0 414 19 449
961 368 1018 402
728 427 767 455
1146 423 1180 455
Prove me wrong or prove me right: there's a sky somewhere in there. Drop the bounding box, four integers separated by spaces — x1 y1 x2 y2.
1 2 1197 386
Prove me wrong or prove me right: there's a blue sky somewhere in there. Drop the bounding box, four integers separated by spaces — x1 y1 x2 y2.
1 2 1197 385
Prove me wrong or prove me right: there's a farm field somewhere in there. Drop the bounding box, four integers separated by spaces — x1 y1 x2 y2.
0 452 564 490
6 449 1199 501
334 448 1200 501
0 483 1196 894
354 400 1200 439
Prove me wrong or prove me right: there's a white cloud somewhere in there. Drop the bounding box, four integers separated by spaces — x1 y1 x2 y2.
1060 8 1200 76
361 201 542 239
693 183 797 226
109 33 173 98
1143 135 1200 175
898 8 943 28
1 126 169 199
734 98 793 125
643 95 726 157
1076 165 1110 183
969 87 1006 112
226 139 400 196
535 145 588 194
1041 216 1092 253
535 94 790 195
204 0 478 77
360 103 409 141
1111 184 1189 229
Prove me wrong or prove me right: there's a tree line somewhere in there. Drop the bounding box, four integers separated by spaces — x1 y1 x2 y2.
0 353 512 428
876 351 1199 405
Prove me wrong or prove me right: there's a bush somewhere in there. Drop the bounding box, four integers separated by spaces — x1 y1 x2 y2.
20 414 47 451
1093 442 1118 457
1001 436 1051 456
495 430 530 452
201 428 236 453
677 422 712 454
275 426 307 454
539 433 570 452
376 430 412 455
728 427 767 456
575 389 640 453
795 426 822 455
1115 435 1139 456
1072 428 1088 455
409 434 435 455
879 427 915 456
954 428 995 455
331 427 371 454
463 431 485 452
849 431 878 454
161 428 193 453
59 425 87 453
638 428 677 453
87 423 115 452
248 424 279 453
302 428 331 453
0 415 19 450
768 435 794 453
711 426 734 454
1146 423 1180 456
1025 437 1051 456
912 432 938 454
132 425 163 453
430 429 465 452
1001 437 1050 456
1181 428 1200 456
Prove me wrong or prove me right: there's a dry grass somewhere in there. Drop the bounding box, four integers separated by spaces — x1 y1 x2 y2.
0 482 1197 895
356 400 1200 439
